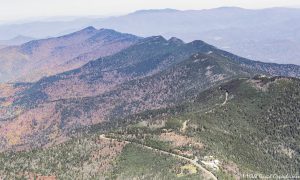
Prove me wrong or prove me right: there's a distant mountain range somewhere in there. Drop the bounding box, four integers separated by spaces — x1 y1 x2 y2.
0 35 35 46
1 26 300 83
0 7 300 65
93 7 300 65
0 17 99 39
0 27 140 82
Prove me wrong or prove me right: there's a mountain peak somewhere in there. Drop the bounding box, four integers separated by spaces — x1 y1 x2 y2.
187 40 215 49
138 35 167 44
88 28 141 42
168 37 185 45
57 26 98 39
81 26 97 32
214 6 245 10
131 8 180 15
98 28 119 34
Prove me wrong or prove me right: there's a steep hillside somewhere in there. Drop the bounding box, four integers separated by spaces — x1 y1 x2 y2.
9 37 300 108
98 76 300 178
0 131 210 179
175 76 300 176
0 34 299 152
0 76 299 179
0 27 140 82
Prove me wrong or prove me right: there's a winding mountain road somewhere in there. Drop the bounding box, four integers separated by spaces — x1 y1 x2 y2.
99 134 217 180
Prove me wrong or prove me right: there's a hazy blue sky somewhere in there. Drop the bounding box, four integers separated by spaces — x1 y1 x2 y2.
0 0 299 21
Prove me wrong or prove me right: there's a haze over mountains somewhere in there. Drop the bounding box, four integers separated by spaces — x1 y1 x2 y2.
95 7 300 65
1 7 300 65
0 35 35 46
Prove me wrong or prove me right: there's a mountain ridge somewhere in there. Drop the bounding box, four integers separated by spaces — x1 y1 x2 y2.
0 27 299 179
0 27 141 82
0 32 299 152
